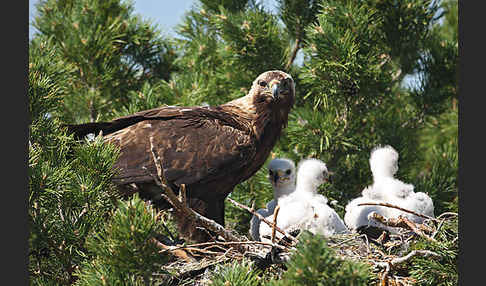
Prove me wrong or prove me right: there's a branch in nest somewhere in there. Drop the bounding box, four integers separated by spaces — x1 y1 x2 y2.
373 250 440 285
226 197 299 245
357 202 438 222
374 250 440 271
369 212 436 242
271 205 280 244
150 238 196 263
157 240 287 257
145 137 247 250
436 212 458 219
391 250 440 265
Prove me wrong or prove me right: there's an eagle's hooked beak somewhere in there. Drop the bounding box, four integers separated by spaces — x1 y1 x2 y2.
271 78 292 100
272 83 280 100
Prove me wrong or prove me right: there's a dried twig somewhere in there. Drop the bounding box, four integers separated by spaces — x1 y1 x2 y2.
374 249 440 268
358 202 438 222
271 205 280 244
149 137 164 180
373 250 440 285
431 219 445 240
226 197 299 244
369 212 436 242
179 184 187 207
250 200 256 212
180 247 223 256
390 250 440 265
437 212 458 219
151 238 196 263
158 240 286 255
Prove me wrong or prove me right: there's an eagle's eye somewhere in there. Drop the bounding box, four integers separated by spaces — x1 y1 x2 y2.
258 80 267 87
285 169 291 175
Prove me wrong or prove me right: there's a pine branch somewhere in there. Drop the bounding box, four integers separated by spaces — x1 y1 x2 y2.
285 37 301 71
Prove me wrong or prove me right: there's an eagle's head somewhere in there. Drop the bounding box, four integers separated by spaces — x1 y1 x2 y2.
249 70 295 116
223 70 295 137
369 145 399 179
267 158 296 198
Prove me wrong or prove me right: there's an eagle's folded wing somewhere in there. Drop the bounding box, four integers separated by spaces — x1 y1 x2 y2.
103 107 254 192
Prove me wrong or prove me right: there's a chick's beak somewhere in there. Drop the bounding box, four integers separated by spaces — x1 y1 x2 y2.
272 172 280 184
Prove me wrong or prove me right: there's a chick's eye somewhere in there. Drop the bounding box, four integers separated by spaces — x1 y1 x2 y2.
285 169 291 175
258 80 267 87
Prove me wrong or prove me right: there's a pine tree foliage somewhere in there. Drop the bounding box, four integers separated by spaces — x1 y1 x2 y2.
209 259 263 286
29 0 458 284
74 195 170 285
32 0 178 123
409 3 457 117
277 0 321 51
274 0 443 210
412 139 458 214
29 42 121 284
268 232 374 286
407 0 458 214
408 215 458 285
200 0 252 14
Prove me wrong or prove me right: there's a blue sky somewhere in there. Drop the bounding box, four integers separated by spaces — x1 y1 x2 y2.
29 0 197 39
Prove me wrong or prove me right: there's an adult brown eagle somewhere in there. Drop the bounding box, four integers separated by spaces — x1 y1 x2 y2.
67 70 295 241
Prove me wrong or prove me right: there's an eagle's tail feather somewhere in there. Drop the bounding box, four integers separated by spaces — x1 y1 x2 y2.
64 122 112 139
64 115 148 139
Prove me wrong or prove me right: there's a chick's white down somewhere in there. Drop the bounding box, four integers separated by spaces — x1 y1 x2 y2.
249 158 296 241
258 158 349 242
344 145 435 233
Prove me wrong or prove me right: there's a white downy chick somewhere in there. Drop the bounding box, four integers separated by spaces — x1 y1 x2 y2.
249 158 296 241
260 158 349 242
344 145 435 233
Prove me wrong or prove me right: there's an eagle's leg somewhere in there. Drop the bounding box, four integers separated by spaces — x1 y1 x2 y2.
178 196 226 242
199 195 225 226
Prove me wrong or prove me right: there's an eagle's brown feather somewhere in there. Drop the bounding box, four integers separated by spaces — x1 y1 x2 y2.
66 70 295 242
